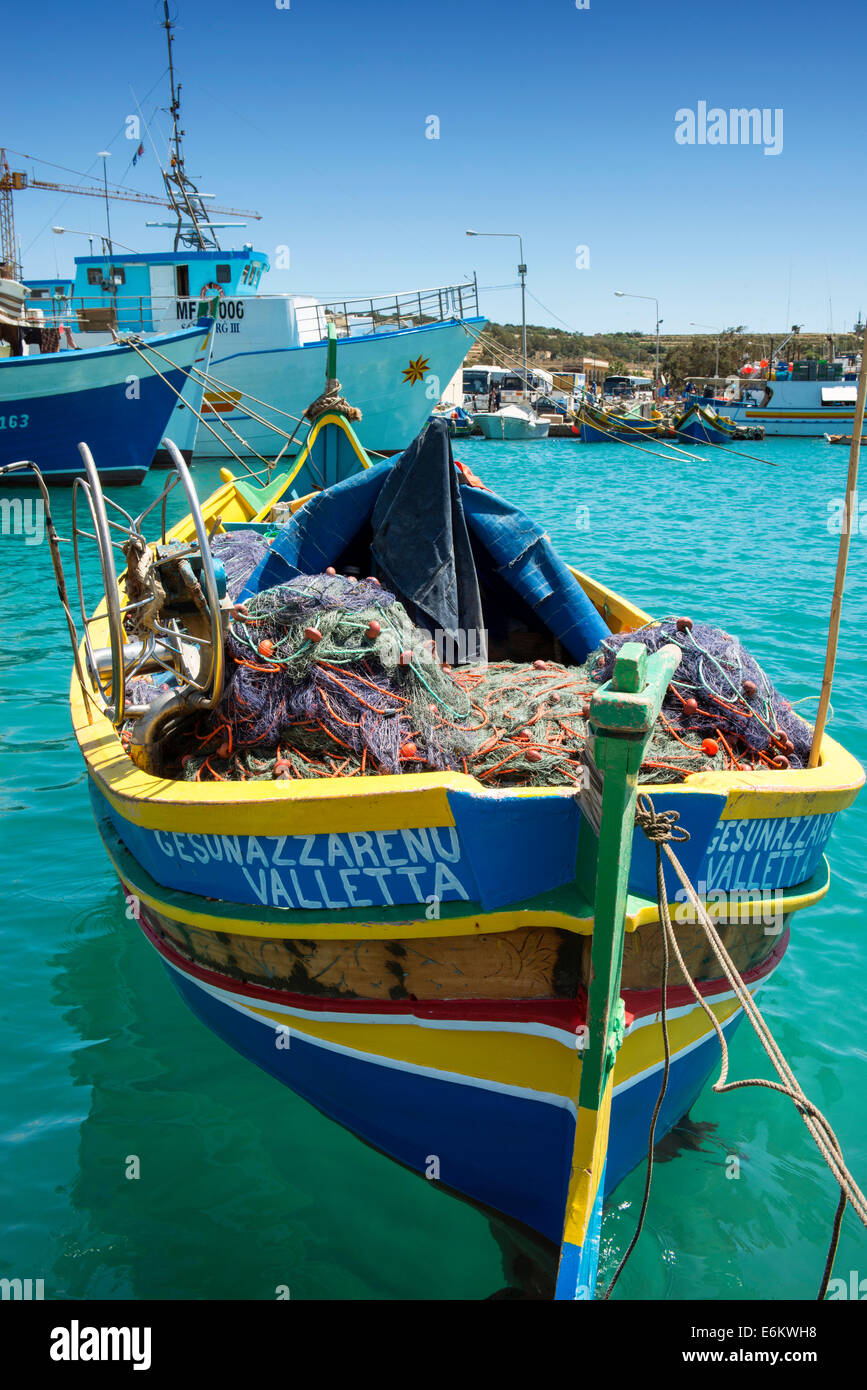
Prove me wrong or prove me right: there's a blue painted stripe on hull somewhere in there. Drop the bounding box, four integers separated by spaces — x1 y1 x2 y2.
678 424 728 444
555 1166 605 1300
167 962 741 1243
0 368 189 478
605 1014 744 1193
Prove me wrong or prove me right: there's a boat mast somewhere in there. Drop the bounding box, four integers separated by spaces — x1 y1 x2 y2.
160 1 221 252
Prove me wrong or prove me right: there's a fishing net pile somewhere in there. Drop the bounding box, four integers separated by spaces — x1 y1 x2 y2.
210 529 273 602
590 617 812 779
178 572 477 781
161 565 810 785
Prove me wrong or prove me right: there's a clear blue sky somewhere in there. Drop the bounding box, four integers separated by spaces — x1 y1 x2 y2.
6 0 865 334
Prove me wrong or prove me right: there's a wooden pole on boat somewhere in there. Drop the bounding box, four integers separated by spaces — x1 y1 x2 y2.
555 640 680 1300
808 324 867 767
326 320 338 381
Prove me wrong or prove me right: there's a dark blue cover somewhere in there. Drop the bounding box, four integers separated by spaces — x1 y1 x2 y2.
240 420 609 661
370 421 486 655
459 485 608 662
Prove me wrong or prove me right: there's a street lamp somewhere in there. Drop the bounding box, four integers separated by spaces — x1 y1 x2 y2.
53 226 138 257
467 230 528 395
615 290 661 392
690 321 723 382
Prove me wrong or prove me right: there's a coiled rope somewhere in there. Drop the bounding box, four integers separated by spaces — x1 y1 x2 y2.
605 794 866 1300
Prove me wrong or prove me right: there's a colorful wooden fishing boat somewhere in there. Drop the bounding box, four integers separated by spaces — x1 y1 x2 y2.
575 401 664 444
54 384 863 1298
675 402 764 444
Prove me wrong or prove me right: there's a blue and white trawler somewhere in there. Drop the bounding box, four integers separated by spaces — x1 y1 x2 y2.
26 249 484 464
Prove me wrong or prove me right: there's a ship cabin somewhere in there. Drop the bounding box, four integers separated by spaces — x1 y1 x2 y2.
25 246 270 336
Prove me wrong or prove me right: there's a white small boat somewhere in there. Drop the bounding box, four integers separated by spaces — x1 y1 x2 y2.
474 402 550 440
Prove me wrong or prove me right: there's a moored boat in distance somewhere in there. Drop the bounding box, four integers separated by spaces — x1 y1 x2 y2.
475 402 550 439
674 402 764 444
710 357 864 437
575 400 664 443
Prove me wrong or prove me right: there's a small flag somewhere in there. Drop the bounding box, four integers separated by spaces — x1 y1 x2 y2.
132 143 145 166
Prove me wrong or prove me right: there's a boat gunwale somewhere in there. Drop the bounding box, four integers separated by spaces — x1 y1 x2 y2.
70 472 866 830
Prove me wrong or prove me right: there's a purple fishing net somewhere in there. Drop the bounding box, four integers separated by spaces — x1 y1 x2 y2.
206 573 473 775
211 529 273 602
593 617 813 767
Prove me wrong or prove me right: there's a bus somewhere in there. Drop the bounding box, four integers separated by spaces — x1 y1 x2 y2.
462 364 559 411
602 374 654 400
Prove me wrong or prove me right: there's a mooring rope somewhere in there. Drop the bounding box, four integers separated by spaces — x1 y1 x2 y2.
144 348 309 444
124 335 395 471
177 354 392 460
606 794 866 1300
459 320 778 468
668 418 779 468
118 336 272 480
579 403 740 466
575 415 708 466
601 810 685 1298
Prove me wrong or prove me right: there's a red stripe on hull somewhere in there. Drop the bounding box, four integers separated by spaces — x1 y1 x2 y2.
130 887 789 1033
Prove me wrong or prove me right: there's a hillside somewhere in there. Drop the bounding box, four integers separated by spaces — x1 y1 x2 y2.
474 320 862 387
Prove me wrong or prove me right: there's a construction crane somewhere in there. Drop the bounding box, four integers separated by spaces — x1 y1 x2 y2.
0 145 260 281
1 4 263 276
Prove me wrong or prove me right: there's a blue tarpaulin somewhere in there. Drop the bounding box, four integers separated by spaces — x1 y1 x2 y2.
241 419 609 661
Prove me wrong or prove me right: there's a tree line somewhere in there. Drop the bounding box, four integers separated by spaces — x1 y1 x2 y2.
482 321 862 386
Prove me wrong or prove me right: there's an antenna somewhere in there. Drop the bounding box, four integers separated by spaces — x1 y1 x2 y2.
160 0 222 252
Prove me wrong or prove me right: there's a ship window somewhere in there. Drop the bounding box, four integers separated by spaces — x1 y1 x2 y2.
240 264 250 285
86 267 103 286
109 266 126 285
176 265 190 297
216 264 231 283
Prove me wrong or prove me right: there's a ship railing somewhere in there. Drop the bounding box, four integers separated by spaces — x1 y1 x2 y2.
20 279 482 341
292 279 480 342
19 293 205 336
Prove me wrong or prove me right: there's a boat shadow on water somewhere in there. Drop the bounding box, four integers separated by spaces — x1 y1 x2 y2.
46 891 509 1300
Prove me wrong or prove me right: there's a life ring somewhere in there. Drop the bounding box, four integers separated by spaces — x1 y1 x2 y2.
199 282 225 300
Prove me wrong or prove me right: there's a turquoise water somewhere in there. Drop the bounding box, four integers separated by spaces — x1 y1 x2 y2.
1 434 865 1300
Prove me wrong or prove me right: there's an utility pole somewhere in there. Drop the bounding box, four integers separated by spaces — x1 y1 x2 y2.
467 229 528 393
97 151 113 257
617 291 661 394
